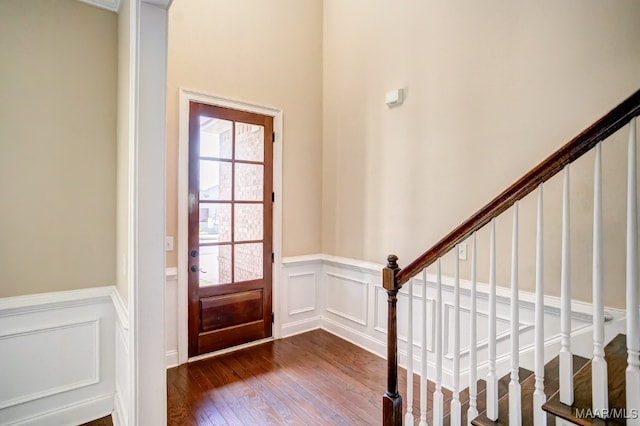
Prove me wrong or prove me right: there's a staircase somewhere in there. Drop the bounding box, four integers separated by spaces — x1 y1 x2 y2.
472 335 630 426
381 89 640 426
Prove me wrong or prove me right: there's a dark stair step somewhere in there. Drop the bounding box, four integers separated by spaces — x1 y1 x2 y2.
471 354 590 426
441 369 531 426
439 369 531 426
542 334 631 426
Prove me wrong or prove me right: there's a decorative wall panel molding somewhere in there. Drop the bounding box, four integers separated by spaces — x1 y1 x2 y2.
287 272 317 315
164 254 624 392
0 287 116 426
0 319 100 410
324 272 369 326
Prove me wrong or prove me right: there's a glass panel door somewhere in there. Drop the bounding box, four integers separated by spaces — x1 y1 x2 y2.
188 101 273 356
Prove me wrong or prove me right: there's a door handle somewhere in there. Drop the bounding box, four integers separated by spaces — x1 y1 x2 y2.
190 265 197 273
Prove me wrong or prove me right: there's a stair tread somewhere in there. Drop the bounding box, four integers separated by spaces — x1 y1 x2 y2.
542 334 631 426
439 369 532 426
471 354 590 426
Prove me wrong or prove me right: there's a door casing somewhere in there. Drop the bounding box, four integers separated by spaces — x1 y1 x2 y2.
177 89 283 364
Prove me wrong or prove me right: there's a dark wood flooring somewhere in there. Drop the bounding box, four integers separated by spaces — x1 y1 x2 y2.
167 329 425 425
80 415 113 426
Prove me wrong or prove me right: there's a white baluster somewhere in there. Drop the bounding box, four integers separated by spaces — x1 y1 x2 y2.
420 268 429 426
509 203 522 426
592 143 608 412
406 278 415 425
626 118 640 425
487 218 499 421
450 251 462 425
433 260 444 426
559 165 574 406
467 233 479 425
533 184 547 426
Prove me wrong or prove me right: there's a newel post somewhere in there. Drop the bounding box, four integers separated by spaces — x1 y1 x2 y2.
382 254 403 426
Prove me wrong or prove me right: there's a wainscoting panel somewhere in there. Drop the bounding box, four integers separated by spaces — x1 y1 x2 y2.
0 287 116 426
166 254 622 393
0 319 99 410
280 257 323 337
165 268 178 368
287 272 317 316
276 255 610 390
324 272 369 326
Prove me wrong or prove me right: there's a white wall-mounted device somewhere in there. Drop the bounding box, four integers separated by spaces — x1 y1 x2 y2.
385 88 404 107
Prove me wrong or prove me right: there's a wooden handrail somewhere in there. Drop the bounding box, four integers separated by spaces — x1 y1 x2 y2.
396 88 640 286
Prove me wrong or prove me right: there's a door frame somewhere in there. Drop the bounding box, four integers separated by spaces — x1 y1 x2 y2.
177 89 283 364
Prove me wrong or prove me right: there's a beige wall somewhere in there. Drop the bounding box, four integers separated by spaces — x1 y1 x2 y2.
322 1 640 308
0 0 117 297
166 0 324 267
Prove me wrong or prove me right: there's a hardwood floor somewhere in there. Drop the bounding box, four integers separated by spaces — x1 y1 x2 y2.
80 415 113 426
167 329 423 425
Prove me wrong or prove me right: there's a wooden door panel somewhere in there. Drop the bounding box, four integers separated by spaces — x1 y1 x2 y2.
198 321 267 354
200 289 264 332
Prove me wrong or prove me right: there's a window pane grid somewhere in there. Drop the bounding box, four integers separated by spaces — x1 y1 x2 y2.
198 117 266 286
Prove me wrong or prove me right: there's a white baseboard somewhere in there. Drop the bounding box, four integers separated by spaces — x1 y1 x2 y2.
0 287 117 426
320 316 386 359
280 316 322 338
166 350 178 368
4 393 114 426
112 389 127 426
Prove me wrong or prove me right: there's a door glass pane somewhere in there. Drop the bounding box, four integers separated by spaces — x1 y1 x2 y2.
234 204 263 242
199 203 231 243
199 245 232 286
234 163 263 201
199 117 232 159
234 243 263 282
200 160 232 201
235 122 264 162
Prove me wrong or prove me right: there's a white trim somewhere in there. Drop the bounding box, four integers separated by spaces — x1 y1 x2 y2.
282 254 324 264
177 89 284 364
321 316 386 358
0 286 113 315
280 316 323 338
166 267 178 281
6 393 114 426
276 254 628 389
112 391 127 426
76 0 119 13
321 254 384 274
110 287 129 331
129 2 169 425
283 253 608 322
165 350 178 368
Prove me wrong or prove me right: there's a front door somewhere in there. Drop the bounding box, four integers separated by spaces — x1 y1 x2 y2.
188 102 273 357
